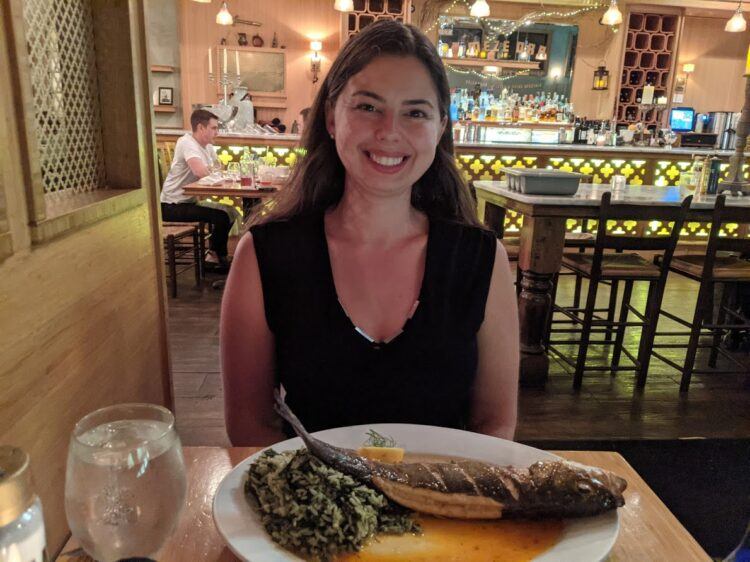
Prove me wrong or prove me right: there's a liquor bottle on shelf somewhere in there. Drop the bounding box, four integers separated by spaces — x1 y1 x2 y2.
576 119 589 144
458 35 467 58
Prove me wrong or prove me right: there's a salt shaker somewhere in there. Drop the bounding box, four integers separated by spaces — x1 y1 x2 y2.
0 446 46 562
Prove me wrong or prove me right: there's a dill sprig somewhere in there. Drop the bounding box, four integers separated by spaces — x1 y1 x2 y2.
364 429 398 448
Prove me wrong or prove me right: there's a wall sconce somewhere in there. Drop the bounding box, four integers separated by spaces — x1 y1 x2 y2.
592 65 610 90
673 63 695 102
310 40 322 83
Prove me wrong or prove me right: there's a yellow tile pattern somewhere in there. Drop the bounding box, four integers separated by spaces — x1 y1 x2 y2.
205 143 750 239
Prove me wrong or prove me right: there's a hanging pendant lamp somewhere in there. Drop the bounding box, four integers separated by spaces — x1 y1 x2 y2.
216 1 233 25
470 0 490 18
600 0 623 26
726 2 747 32
334 0 354 11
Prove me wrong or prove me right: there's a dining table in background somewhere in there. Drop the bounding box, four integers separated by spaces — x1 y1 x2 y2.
182 181 279 218
474 182 750 388
182 181 280 200
56 446 709 562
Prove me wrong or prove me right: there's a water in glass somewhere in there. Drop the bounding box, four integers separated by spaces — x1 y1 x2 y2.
65 405 186 561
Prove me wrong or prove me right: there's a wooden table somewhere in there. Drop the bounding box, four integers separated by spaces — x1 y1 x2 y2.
182 181 279 199
474 182 750 387
57 446 709 561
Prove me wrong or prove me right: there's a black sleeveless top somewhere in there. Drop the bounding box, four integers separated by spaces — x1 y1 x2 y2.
250 212 496 436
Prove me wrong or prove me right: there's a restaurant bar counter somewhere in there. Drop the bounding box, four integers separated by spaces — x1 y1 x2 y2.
155 129 750 240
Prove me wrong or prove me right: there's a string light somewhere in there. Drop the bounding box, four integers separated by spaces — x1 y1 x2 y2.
426 1 603 35
445 65 531 81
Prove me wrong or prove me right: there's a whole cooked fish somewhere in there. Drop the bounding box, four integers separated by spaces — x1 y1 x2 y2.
274 391 627 520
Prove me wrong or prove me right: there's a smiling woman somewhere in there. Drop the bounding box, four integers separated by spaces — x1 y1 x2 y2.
220 20 519 447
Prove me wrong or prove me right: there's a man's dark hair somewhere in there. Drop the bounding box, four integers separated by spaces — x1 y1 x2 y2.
190 109 218 131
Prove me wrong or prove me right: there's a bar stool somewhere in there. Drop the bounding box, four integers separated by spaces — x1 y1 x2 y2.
547 192 692 389
650 195 750 392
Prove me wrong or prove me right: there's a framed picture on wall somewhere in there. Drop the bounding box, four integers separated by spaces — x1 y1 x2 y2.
158 87 174 106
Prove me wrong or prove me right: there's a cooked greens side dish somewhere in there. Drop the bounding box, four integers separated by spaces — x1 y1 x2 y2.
245 449 420 561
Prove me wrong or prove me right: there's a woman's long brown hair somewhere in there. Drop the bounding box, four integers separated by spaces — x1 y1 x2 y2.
250 20 479 227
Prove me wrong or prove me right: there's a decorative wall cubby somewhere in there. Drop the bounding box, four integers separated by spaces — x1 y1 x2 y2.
616 11 681 128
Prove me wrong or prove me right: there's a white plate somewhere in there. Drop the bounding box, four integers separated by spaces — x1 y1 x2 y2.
213 424 619 561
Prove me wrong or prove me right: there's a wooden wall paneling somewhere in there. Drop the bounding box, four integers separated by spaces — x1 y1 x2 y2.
92 0 142 188
676 15 750 112
131 0 175 410
0 93 13 262
0 0 171 555
178 0 192 129
2 0 47 223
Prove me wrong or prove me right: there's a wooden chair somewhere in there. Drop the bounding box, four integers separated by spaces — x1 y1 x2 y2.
163 224 202 298
650 195 750 392
156 141 175 186
547 192 692 389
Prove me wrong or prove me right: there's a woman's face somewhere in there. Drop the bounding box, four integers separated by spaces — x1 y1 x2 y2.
327 55 446 198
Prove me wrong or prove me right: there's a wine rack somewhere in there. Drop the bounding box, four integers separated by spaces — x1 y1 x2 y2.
340 0 411 43
616 11 681 128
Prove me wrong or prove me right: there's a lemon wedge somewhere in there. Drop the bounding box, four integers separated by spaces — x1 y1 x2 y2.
357 446 405 463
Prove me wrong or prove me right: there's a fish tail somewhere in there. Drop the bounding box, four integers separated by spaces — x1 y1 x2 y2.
273 389 374 482
274 388 314 444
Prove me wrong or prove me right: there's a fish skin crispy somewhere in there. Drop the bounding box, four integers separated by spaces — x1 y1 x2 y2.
274 391 626 519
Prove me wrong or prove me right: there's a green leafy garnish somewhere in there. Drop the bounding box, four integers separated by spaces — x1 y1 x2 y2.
364 429 398 448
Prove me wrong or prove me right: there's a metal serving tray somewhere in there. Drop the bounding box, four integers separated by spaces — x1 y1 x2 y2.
502 167 583 196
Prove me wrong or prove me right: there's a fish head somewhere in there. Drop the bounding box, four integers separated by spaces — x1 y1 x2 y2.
531 461 627 512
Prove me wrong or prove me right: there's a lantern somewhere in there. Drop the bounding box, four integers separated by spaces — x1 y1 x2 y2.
593 65 609 90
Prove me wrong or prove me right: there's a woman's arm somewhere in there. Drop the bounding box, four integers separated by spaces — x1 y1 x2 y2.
470 242 520 441
220 233 285 446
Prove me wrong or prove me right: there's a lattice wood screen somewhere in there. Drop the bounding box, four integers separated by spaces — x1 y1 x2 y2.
22 0 106 195
341 0 412 43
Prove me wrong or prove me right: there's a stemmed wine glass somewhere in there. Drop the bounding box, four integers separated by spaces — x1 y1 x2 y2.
226 162 241 184
64 404 186 561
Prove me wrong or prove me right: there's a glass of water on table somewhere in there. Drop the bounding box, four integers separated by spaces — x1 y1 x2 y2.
64 404 186 561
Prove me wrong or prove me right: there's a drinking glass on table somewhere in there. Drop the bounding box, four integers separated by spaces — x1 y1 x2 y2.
64 404 186 562
226 162 241 184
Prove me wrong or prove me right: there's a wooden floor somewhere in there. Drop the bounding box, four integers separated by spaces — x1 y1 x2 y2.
167 258 750 446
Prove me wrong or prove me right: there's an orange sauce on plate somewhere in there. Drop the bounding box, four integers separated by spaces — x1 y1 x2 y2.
337 516 564 562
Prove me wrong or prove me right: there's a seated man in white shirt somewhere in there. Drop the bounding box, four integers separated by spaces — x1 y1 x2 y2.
161 109 232 270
